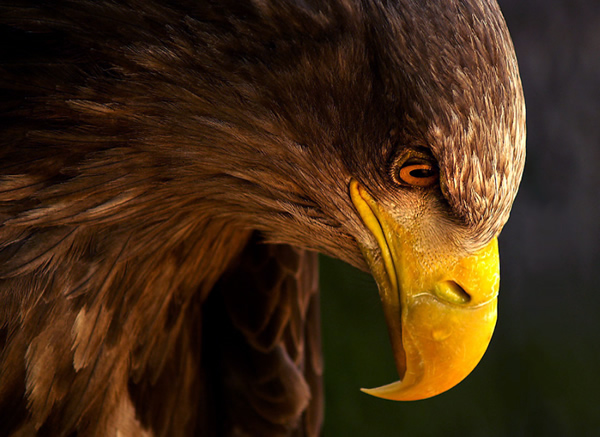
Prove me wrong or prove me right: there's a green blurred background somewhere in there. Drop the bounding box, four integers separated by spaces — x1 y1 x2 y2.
319 1 600 435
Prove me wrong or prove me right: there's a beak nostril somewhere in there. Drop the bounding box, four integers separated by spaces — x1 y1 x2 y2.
434 281 471 304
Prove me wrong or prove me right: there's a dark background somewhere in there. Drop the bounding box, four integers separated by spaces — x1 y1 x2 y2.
319 1 600 435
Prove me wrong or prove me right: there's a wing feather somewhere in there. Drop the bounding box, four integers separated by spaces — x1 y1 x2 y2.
1 2 327 435
205 232 324 436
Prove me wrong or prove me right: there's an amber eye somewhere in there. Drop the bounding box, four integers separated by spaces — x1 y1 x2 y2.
397 162 438 187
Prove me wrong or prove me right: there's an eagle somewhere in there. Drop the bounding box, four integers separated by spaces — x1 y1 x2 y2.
0 0 525 435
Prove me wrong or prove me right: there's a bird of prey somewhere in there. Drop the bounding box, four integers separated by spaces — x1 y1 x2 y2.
0 0 525 435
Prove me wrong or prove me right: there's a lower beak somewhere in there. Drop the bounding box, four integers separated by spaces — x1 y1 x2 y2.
350 180 499 401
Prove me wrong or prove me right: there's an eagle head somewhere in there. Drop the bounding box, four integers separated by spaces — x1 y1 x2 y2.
205 0 525 400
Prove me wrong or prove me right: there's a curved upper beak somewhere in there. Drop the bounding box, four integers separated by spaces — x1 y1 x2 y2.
349 180 499 401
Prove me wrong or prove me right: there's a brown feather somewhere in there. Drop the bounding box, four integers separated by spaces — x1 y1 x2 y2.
205 235 321 436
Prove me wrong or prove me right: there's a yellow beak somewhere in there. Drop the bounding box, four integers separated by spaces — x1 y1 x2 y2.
349 180 499 401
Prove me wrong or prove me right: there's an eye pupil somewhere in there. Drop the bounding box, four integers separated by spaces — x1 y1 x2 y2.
409 168 434 178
